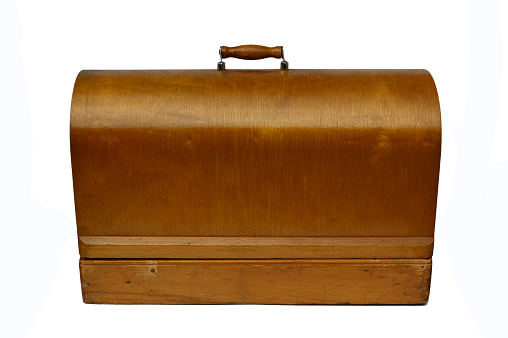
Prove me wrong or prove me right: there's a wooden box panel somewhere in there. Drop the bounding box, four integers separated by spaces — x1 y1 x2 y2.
80 258 432 305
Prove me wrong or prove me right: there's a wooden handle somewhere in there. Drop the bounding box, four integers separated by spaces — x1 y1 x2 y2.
221 45 282 60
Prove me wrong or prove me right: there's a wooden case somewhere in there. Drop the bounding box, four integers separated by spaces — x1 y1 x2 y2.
70 45 441 304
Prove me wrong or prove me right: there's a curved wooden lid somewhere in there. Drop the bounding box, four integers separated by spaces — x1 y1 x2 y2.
71 70 441 243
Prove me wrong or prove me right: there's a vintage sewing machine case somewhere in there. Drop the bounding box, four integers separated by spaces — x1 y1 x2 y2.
70 45 441 304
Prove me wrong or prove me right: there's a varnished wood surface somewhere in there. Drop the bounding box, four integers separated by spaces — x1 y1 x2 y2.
78 236 434 259
80 258 432 304
221 45 282 59
70 70 441 238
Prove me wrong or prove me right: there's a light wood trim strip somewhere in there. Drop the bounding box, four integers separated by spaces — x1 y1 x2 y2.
80 258 432 304
79 236 434 259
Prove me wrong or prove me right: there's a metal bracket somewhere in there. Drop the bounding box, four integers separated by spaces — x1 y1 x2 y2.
280 47 289 71
217 47 226 71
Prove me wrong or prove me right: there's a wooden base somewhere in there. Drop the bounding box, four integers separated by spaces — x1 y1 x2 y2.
80 258 432 305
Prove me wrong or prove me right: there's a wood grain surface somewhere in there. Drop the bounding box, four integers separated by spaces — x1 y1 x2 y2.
80 258 432 305
78 236 434 259
70 70 441 239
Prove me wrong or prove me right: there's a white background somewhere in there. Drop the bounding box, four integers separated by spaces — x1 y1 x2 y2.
1 0 507 337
